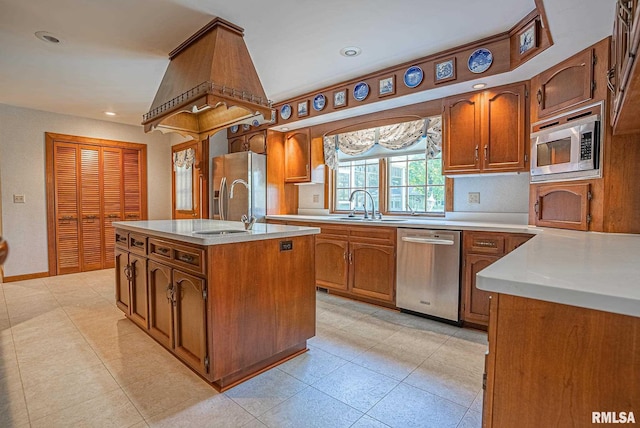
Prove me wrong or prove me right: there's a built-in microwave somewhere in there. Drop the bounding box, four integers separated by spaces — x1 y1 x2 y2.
530 104 602 183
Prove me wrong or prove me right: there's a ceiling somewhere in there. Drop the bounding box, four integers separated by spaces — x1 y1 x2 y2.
0 0 615 129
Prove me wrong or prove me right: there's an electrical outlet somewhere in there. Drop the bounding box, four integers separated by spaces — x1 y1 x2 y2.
312 194 320 203
13 194 25 203
468 192 480 204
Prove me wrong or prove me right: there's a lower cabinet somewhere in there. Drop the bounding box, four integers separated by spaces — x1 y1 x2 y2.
115 247 148 330
462 231 533 327
314 224 396 304
147 260 209 376
531 182 591 231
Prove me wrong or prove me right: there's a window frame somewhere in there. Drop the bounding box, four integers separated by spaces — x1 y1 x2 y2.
329 156 449 217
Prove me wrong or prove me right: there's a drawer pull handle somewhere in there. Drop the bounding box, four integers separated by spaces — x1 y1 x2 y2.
126 214 139 219
131 239 144 248
476 241 497 247
156 247 170 255
179 254 195 263
116 235 127 243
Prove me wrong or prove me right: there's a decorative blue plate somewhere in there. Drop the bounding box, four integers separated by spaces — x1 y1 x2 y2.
403 66 424 88
280 104 292 120
353 82 369 101
230 125 239 133
252 119 260 127
313 94 326 111
468 48 493 74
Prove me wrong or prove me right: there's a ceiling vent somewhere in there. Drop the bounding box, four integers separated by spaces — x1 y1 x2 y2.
143 18 274 140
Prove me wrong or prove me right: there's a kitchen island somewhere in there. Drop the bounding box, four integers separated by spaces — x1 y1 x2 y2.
476 229 640 427
113 219 320 391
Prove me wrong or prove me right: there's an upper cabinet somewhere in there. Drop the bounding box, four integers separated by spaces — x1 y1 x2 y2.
229 131 266 154
610 0 640 134
284 129 325 183
443 82 528 175
531 38 610 124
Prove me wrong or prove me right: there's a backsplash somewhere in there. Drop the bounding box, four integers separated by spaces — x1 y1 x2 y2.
297 183 325 211
453 173 529 213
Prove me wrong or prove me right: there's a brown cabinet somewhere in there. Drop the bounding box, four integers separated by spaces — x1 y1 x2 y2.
531 182 591 231
284 129 324 183
443 82 528 174
147 260 172 349
349 240 395 302
228 136 246 153
462 231 533 327
315 235 349 292
610 0 640 134
114 246 148 330
229 131 267 154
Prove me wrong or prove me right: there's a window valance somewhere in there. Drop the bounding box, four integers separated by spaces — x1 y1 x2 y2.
173 147 195 170
323 116 442 169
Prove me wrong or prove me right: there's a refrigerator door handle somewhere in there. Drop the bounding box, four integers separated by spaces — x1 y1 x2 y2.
219 177 227 220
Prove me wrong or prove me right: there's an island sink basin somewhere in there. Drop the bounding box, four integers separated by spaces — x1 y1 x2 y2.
193 229 248 235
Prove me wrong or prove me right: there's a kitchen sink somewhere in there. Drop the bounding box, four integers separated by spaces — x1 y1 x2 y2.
193 229 248 235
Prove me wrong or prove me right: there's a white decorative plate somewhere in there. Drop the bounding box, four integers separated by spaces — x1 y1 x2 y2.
230 125 239 133
353 82 369 101
468 48 493 74
403 66 424 88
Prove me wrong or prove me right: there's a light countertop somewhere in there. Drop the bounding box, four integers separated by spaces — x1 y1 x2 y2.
266 214 535 234
476 228 640 318
114 219 320 246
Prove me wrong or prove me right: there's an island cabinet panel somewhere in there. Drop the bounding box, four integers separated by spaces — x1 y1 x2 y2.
147 260 173 349
115 247 130 314
483 294 640 428
207 235 315 387
173 269 208 375
114 246 148 330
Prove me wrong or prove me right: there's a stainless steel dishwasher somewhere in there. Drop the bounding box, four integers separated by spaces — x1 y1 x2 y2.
396 228 461 324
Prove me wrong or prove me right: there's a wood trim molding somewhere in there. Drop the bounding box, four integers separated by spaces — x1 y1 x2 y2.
4 271 49 283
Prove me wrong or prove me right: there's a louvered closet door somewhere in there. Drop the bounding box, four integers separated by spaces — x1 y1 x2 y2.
79 146 103 271
54 143 81 274
123 149 142 222
102 148 122 268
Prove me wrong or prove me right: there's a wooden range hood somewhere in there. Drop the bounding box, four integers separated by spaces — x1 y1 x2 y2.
142 18 274 140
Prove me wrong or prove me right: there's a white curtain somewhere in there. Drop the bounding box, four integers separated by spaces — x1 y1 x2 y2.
323 116 442 169
173 148 195 211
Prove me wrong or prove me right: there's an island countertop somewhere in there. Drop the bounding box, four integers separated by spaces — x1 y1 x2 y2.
476 228 640 318
113 219 320 246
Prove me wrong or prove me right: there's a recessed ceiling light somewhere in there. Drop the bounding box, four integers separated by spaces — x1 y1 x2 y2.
340 46 362 57
472 83 487 89
104 111 117 116
35 31 61 44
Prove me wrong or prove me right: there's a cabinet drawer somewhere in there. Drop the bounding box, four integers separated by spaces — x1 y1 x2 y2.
148 239 173 263
349 226 395 245
319 225 349 238
129 233 148 255
173 246 205 275
115 229 128 249
464 233 505 255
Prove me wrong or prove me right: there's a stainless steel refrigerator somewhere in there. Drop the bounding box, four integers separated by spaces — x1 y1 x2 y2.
211 151 267 222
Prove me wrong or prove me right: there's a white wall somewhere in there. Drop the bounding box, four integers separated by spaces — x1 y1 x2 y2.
207 130 229 217
452 173 529 212
0 103 185 277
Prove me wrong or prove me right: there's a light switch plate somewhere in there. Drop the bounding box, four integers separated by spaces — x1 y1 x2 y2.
468 192 480 204
312 194 320 203
13 194 25 203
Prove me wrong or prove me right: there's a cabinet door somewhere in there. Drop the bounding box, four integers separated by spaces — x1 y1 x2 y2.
129 253 148 330
123 149 143 223
315 237 349 291
535 48 594 118
102 148 123 268
53 143 81 274
79 145 103 271
482 84 527 172
533 182 591 231
443 94 482 173
247 131 267 154
349 242 395 303
505 234 533 254
148 261 173 349
173 270 208 375
284 130 311 182
463 254 499 326
229 136 246 153
115 248 130 314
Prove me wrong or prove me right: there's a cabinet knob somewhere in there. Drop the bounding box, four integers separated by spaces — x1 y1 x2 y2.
536 89 543 106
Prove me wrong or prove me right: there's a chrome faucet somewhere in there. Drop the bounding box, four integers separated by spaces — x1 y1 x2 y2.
229 179 256 230
348 190 380 220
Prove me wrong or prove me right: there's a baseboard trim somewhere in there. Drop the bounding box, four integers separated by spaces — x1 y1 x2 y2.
3 272 49 283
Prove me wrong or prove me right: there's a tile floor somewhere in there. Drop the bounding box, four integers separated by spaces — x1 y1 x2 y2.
0 269 487 428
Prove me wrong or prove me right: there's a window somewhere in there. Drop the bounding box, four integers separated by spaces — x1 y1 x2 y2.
174 164 193 211
335 159 380 212
332 153 445 215
387 152 444 213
